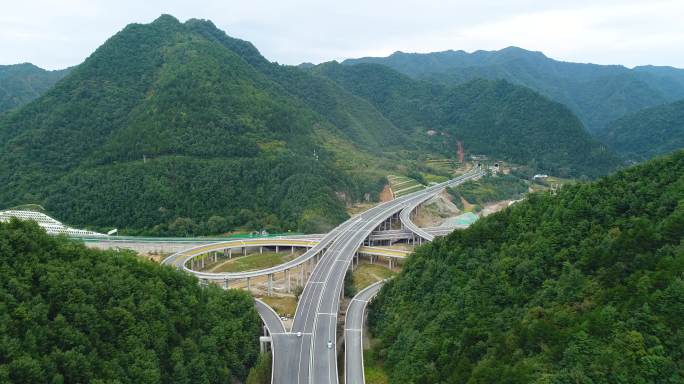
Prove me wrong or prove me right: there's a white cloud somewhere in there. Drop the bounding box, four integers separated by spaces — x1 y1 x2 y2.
0 0 682 69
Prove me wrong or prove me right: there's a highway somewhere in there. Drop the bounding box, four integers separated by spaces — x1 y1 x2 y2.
344 281 384 384
399 188 439 242
276 168 483 384
162 230 342 280
163 167 483 383
255 299 286 335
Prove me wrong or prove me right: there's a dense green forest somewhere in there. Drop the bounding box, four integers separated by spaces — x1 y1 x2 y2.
599 99 684 161
0 63 69 113
312 62 621 178
344 47 684 135
369 150 684 383
0 219 261 383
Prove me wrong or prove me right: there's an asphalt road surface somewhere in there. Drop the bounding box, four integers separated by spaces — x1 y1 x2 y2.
344 281 385 384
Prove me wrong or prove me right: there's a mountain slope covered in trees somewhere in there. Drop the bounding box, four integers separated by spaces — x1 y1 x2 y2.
0 15 403 235
599 98 684 161
313 62 621 178
0 16 622 235
0 63 69 113
0 218 261 383
369 150 684 383
344 47 684 134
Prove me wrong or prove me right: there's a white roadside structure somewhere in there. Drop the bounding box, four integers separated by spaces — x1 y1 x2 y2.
0 209 105 237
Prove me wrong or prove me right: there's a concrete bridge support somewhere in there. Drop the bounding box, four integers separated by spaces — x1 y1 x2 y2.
268 274 273 296
286 269 291 293
259 336 271 353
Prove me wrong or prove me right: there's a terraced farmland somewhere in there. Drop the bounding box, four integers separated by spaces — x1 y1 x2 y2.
387 175 425 197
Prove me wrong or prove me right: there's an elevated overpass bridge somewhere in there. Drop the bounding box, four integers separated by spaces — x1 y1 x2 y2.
162 168 484 383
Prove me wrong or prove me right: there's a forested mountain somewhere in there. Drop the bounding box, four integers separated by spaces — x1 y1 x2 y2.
0 15 404 235
312 62 621 178
344 47 684 134
0 63 69 113
0 15 625 235
368 150 684 383
599 98 684 161
0 218 261 383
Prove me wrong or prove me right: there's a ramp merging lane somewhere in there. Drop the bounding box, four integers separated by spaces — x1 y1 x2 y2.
344 281 385 384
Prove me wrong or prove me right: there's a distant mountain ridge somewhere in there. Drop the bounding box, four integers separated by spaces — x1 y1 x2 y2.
344 47 684 134
311 61 621 178
0 16 622 234
0 15 393 235
0 63 70 113
599 98 684 160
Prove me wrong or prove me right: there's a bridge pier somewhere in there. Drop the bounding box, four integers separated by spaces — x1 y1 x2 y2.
223 278 229 289
286 269 291 293
247 277 251 293
243 247 246 256
276 245 279 253
260 246 263 254
268 274 273 296
259 336 271 353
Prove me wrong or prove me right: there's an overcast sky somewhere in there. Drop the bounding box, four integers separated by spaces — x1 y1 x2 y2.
2 0 683 70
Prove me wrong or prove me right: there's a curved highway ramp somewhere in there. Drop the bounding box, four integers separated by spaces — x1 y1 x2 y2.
345 281 385 384
165 168 484 384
